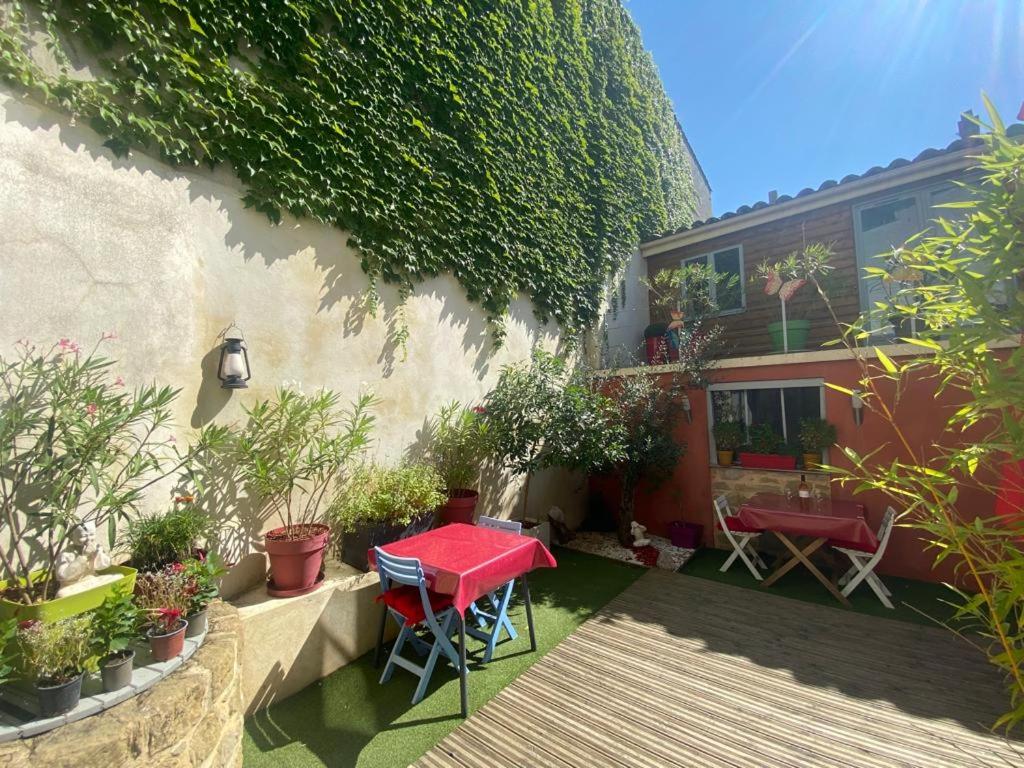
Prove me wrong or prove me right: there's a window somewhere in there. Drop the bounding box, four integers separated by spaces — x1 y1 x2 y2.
681 245 745 315
708 379 826 462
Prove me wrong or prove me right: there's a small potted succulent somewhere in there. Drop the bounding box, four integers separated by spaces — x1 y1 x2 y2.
427 401 490 525
799 418 837 470
134 567 190 662
739 424 797 470
90 585 141 692
181 553 225 638
331 463 447 571
18 616 98 717
712 421 744 466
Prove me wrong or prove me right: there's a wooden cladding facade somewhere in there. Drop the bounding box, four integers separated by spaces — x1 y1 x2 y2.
647 201 861 358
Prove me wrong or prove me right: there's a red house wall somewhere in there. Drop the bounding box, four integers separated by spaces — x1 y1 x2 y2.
596 355 996 584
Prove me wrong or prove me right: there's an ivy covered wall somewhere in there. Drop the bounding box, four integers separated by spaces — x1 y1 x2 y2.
0 0 700 338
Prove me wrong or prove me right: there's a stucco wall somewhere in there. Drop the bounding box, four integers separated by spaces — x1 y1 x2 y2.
0 89 585 574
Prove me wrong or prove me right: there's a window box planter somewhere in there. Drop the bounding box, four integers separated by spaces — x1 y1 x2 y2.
340 512 435 572
0 565 137 623
738 452 798 471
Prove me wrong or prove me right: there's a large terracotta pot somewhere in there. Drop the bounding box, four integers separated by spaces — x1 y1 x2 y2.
439 490 479 525
265 523 330 597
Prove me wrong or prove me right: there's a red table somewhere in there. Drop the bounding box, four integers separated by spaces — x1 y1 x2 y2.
369 523 556 614
738 493 875 607
369 523 556 715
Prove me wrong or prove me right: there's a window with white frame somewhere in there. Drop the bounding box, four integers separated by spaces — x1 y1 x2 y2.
681 245 745 315
708 379 826 462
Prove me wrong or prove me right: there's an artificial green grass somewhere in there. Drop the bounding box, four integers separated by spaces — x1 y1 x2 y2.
680 547 959 628
243 548 645 768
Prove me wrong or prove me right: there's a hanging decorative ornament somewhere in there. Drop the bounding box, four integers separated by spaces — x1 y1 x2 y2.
764 270 783 296
779 278 807 302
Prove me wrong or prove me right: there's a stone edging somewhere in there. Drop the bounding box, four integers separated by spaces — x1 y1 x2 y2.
0 600 243 767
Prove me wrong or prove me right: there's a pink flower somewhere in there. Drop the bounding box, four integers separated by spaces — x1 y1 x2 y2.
471 406 487 415
17 619 39 630
101 331 118 341
57 338 80 355
168 562 185 574
114 376 125 387
85 403 98 416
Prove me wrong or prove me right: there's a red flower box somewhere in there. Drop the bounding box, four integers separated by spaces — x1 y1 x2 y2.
738 452 798 471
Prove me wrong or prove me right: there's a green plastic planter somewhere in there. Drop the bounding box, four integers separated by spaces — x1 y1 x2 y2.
0 565 137 623
768 320 810 352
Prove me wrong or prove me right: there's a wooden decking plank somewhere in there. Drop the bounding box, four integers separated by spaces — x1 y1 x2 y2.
416 569 1023 768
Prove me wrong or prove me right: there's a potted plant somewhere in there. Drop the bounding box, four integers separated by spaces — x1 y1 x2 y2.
756 243 834 353
712 421 744 466
426 401 489 525
134 567 190 662
739 424 797 470
799 418 837 470
181 553 225 638
234 387 376 596
0 337 229 622
121 496 215 572
18 615 98 717
90 585 141 692
642 262 734 365
331 463 446 571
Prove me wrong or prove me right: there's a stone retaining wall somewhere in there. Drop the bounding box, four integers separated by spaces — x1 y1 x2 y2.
0 600 243 768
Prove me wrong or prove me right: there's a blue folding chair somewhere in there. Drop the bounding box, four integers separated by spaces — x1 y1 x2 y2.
373 547 467 709
466 516 533 662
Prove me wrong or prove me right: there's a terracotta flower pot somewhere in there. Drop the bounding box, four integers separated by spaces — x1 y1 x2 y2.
717 450 734 467
36 672 84 717
439 489 479 525
148 619 188 662
265 523 330 597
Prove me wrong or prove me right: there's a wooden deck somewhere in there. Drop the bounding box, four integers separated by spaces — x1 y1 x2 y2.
417 570 1023 768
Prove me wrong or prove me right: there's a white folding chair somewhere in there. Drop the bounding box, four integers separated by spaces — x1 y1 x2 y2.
833 506 897 609
713 495 766 581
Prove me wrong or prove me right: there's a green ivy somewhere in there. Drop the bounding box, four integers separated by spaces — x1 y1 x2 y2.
0 0 698 338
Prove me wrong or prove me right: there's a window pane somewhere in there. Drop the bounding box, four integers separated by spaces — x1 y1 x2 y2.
859 197 918 233
746 389 783 437
713 248 742 311
712 390 744 426
784 387 823 445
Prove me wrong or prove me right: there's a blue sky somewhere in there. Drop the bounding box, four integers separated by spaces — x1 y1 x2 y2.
626 0 1024 216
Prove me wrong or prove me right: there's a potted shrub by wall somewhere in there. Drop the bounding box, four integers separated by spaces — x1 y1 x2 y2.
90 585 141 692
235 387 376 597
18 615 98 717
427 401 489 525
122 496 216 572
0 337 229 623
331 463 447 571
181 553 225 638
738 424 797 471
135 567 190 662
799 418 837 470
712 421 744 466
756 243 834 353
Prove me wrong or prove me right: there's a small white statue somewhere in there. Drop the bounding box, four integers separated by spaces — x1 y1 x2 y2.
56 522 117 598
630 521 651 547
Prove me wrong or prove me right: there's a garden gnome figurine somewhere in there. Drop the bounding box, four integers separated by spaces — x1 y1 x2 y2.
630 521 651 547
56 521 116 598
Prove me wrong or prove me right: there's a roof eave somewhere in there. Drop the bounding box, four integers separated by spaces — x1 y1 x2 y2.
640 147 976 258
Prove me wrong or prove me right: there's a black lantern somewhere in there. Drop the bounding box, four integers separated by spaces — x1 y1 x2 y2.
217 328 251 389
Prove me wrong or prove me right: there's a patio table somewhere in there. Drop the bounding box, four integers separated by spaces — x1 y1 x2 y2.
737 493 874 607
368 523 557 715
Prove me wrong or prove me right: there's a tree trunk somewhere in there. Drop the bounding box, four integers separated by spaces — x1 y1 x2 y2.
617 475 637 547
519 472 532 522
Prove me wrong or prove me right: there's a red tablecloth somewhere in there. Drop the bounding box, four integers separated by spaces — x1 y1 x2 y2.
737 493 878 551
368 523 556 614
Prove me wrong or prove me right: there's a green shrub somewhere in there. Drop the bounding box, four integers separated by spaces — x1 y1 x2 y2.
798 418 837 453
90 585 141 659
712 421 745 452
181 554 226 616
330 464 446 532
748 424 784 455
18 616 97 685
122 500 214 571
425 401 489 493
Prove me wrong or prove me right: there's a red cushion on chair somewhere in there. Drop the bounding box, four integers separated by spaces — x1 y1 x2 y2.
718 517 762 534
829 537 878 554
377 585 453 626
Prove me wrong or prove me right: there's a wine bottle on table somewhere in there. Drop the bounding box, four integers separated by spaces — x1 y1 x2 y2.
798 474 810 510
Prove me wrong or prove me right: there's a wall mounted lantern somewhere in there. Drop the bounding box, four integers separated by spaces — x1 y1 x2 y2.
681 392 693 424
851 388 864 426
217 324 251 390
